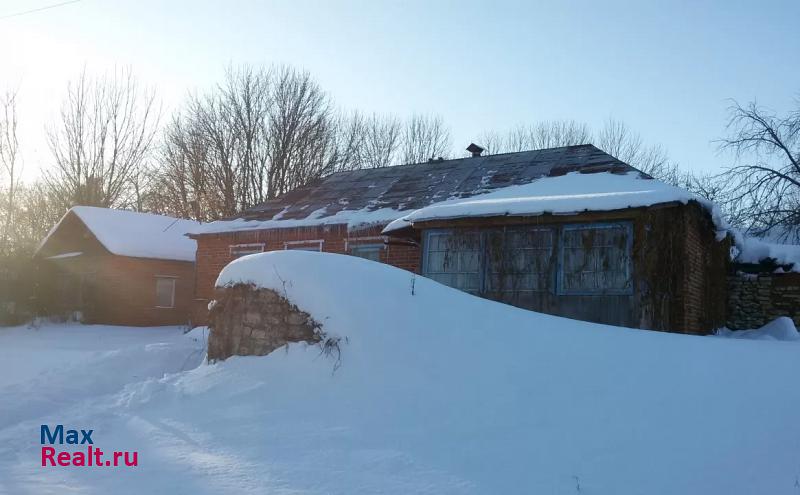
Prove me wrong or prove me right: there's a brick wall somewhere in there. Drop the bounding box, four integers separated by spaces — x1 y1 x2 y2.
39 254 194 327
192 223 420 324
727 272 800 330
679 203 729 333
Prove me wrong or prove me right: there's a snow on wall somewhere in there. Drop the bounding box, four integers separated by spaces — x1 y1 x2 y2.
732 233 800 271
38 206 200 262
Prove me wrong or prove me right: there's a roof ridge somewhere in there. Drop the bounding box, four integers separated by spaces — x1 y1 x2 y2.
323 143 598 178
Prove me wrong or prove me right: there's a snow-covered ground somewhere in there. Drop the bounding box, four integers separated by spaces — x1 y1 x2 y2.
2 252 800 494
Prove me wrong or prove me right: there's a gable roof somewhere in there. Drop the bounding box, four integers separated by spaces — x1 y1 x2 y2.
38 206 199 262
190 144 641 235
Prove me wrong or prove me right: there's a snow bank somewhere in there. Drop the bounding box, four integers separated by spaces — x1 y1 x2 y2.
4 253 800 494
383 171 726 236
715 317 800 341
38 206 200 261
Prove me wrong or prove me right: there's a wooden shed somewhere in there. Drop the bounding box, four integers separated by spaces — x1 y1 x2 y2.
35 207 199 326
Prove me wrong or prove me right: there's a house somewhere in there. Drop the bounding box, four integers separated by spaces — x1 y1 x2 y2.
189 144 734 334
35 206 199 326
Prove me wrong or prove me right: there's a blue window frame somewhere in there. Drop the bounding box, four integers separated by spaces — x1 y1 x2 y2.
557 222 633 296
485 228 554 293
422 230 482 294
422 221 634 298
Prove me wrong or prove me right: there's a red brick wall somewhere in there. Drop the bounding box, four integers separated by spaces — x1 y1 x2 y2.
36 210 196 327
40 254 195 327
679 203 729 333
93 256 195 327
191 224 420 324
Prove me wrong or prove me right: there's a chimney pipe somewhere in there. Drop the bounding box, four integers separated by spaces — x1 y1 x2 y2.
466 143 485 157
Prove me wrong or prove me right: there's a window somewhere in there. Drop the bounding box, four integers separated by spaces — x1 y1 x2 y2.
422 222 633 298
558 223 632 295
155 277 176 308
230 243 264 259
486 228 554 293
423 231 482 293
350 244 382 262
284 240 323 251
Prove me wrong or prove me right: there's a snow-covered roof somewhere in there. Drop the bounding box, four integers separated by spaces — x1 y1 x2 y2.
732 234 800 272
383 171 723 233
189 144 637 235
38 206 199 262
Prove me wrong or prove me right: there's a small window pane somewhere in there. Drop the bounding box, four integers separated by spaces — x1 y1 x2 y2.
156 278 176 308
423 231 481 294
285 242 322 251
559 224 632 295
486 228 554 293
350 244 382 262
230 244 264 259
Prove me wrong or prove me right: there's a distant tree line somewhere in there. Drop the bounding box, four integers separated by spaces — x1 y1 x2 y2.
0 63 798 264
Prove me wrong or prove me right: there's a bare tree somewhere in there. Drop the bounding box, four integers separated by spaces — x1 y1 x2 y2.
266 65 336 198
401 114 452 164
45 68 160 210
717 99 800 241
0 89 19 257
362 113 402 168
153 64 344 219
475 118 680 184
152 111 214 220
596 118 678 182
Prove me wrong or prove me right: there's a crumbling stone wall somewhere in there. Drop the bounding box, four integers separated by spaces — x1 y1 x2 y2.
207 283 321 361
727 272 800 330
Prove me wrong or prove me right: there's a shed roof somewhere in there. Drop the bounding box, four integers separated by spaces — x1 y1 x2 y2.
190 144 640 235
37 206 199 262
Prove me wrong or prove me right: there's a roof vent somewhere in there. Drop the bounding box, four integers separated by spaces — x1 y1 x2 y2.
466 143 484 157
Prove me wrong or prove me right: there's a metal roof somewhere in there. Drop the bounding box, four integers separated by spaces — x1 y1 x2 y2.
234 144 641 223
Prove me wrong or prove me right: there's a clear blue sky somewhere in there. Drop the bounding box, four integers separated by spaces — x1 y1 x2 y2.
1 0 798 179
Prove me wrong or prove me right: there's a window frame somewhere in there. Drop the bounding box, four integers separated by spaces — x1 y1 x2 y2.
155 276 177 309
422 222 634 298
283 239 323 251
349 243 383 261
556 222 633 296
485 227 555 294
229 243 265 259
421 229 483 294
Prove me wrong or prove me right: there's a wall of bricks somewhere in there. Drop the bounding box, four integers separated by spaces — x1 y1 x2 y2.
38 254 195 327
191 223 420 325
727 272 800 330
680 203 730 334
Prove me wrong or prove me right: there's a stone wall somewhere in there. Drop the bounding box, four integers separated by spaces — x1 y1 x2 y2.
207 283 321 361
727 272 800 330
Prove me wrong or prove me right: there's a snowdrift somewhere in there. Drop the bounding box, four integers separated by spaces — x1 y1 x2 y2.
2 251 800 494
